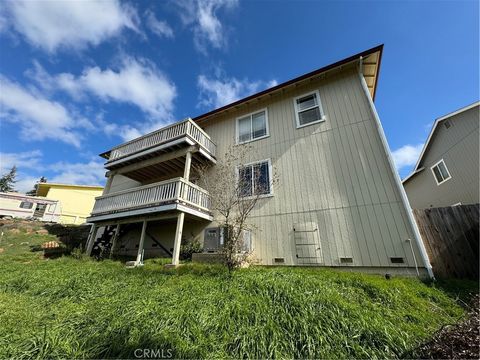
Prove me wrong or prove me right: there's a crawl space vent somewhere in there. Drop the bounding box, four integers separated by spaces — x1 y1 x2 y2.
340 257 353 264
274 258 285 264
390 257 404 264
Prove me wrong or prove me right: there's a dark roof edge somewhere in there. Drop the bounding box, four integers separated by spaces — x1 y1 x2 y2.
193 44 384 123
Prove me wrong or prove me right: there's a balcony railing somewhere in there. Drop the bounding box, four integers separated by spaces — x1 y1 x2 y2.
107 119 216 163
91 178 210 216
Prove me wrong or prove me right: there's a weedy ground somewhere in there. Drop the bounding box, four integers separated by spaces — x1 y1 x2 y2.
0 223 477 359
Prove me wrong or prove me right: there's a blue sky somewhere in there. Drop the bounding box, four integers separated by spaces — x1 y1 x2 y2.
0 0 478 193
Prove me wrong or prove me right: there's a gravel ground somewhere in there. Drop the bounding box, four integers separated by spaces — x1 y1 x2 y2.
415 295 479 359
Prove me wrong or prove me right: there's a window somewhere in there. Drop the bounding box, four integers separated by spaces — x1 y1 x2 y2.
238 160 272 197
431 159 451 185
19 201 33 209
293 90 325 128
236 109 268 143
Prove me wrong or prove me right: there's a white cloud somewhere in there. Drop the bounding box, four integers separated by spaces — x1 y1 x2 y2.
176 0 238 53
392 144 423 171
0 150 105 193
0 150 42 175
145 10 174 39
29 58 176 119
197 74 278 108
0 76 89 147
3 0 138 52
48 159 105 186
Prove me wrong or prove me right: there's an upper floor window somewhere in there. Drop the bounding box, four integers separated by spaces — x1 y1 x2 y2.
431 159 451 185
238 159 272 197
293 90 325 128
236 109 269 144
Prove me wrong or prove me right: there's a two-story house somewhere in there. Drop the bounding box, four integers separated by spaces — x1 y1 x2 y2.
403 102 479 209
86 45 433 278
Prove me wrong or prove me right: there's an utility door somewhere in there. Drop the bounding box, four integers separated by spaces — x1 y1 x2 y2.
294 222 323 265
33 203 47 218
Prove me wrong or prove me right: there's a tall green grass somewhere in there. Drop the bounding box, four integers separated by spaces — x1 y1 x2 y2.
0 230 477 359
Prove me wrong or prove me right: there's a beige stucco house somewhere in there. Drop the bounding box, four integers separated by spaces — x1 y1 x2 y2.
86 45 433 278
403 102 479 209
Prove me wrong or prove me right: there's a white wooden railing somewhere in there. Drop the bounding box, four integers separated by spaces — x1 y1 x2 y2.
91 178 210 216
108 119 216 162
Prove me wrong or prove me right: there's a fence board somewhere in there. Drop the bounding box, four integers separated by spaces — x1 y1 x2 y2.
413 204 479 279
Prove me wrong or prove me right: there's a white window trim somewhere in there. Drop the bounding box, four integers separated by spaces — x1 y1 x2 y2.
452 202 462 207
236 158 274 199
235 108 270 144
430 159 451 185
293 90 326 129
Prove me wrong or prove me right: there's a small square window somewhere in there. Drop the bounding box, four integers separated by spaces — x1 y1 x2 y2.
236 110 269 144
19 201 33 209
294 90 325 128
431 159 451 185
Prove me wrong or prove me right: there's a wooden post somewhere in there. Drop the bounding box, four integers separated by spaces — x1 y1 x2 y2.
135 220 147 265
104 172 115 194
85 225 99 256
184 151 192 181
172 212 185 266
109 224 121 259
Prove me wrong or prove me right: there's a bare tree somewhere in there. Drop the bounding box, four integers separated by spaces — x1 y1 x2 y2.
195 144 278 272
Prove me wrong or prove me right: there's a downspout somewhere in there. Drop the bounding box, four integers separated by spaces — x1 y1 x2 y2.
358 56 434 279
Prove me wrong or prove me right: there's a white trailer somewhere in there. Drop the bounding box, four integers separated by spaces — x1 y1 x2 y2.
0 192 61 222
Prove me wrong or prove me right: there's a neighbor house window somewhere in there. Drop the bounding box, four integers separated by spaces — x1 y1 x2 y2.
238 160 272 197
431 159 451 185
293 90 325 128
19 201 33 209
236 109 268 143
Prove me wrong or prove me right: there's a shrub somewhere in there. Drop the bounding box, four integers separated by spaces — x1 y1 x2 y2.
179 238 202 260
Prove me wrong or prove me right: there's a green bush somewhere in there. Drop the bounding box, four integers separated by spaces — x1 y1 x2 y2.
179 238 202 261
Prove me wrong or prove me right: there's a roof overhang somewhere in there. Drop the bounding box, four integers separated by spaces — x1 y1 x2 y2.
36 183 104 197
402 101 480 184
193 44 383 125
99 45 383 159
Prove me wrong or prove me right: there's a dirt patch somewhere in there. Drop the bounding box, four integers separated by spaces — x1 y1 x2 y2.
0 248 4 254
415 295 480 359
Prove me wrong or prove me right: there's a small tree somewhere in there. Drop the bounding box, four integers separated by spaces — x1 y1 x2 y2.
26 176 47 196
195 144 278 272
0 166 17 193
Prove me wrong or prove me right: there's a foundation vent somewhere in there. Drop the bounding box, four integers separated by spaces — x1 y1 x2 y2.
340 257 353 264
274 258 285 264
390 257 405 264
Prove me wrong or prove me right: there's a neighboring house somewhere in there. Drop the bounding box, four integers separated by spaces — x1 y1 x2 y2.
36 183 104 224
0 192 60 222
403 102 480 209
86 45 433 278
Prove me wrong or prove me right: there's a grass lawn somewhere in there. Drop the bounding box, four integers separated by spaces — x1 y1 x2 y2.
0 226 477 359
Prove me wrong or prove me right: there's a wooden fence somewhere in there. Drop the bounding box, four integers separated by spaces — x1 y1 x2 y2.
413 204 479 279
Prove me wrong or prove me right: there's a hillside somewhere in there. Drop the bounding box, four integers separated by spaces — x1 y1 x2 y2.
0 220 477 359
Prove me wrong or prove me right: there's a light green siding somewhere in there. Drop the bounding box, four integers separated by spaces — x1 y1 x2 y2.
404 105 480 209
202 68 425 271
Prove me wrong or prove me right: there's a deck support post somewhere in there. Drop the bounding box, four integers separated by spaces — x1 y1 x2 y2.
184 150 192 181
135 220 147 265
104 172 115 194
172 212 185 266
85 224 99 256
109 224 121 259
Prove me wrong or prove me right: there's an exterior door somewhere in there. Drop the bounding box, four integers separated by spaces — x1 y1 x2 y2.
294 222 323 265
33 203 47 218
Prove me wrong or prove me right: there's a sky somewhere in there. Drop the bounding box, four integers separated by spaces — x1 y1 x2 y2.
0 0 478 193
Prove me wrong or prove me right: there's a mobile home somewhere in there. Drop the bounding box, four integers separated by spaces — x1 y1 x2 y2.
0 192 60 222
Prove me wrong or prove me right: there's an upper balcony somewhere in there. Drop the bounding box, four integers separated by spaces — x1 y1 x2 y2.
101 119 216 171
